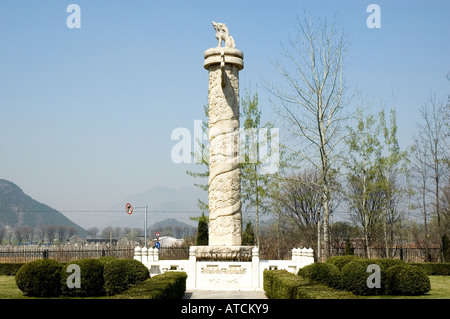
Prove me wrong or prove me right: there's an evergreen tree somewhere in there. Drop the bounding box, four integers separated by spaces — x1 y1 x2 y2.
196 213 208 246
344 237 355 255
442 234 450 262
242 222 255 246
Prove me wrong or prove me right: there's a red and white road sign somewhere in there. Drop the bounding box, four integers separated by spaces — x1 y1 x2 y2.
155 232 160 240
126 203 133 215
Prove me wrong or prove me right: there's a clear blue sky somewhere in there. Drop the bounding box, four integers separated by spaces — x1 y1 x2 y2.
0 1 449 217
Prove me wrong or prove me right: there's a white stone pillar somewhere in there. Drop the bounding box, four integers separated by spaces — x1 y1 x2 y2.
304 247 314 266
300 247 308 266
141 246 148 263
187 246 197 289
153 247 159 262
292 248 299 263
204 22 244 246
252 246 260 289
134 246 142 262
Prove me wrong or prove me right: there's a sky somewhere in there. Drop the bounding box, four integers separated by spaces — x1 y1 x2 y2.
0 0 449 226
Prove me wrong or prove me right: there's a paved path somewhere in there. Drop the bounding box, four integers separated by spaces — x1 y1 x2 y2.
182 290 268 299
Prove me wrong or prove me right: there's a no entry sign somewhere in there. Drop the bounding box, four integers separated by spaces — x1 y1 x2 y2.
125 203 133 215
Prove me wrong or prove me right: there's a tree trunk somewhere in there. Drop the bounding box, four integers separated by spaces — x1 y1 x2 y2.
255 168 260 247
317 209 321 261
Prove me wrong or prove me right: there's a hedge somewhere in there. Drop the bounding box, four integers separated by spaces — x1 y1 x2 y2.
264 270 303 299
341 259 386 295
61 258 105 297
339 258 434 296
112 271 188 299
14 257 150 298
103 258 150 295
410 262 450 275
264 269 357 299
326 255 361 271
298 262 342 289
15 259 63 297
385 264 430 295
0 263 24 276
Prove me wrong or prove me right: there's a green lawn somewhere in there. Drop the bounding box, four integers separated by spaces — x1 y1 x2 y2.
0 276 29 299
366 276 450 299
1 275 448 299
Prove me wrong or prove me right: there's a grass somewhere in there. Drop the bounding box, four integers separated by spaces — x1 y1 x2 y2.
0 276 29 299
366 276 449 299
1 275 448 299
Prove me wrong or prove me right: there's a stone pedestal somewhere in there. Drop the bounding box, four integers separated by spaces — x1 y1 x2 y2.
204 25 244 247
134 245 315 290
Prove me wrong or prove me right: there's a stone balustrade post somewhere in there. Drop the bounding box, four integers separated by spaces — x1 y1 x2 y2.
252 247 259 289
141 246 148 263
134 246 142 262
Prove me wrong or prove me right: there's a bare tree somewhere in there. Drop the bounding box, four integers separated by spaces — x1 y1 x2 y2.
47 225 57 244
265 13 350 260
68 226 77 238
411 137 433 260
87 227 99 239
440 177 450 232
277 170 322 256
0 225 6 244
14 227 24 244
57 225 69 243
416 92 449 261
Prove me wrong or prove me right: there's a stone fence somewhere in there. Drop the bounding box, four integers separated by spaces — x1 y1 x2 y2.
134 246 314 290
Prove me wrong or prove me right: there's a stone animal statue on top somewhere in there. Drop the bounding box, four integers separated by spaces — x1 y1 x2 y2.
212 21 235 48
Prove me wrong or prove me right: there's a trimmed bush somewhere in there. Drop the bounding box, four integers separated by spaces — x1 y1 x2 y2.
264 269 358 299
97 256 117 265
326 255 361 271
341 259 384 296
61 258 105 297
104 258 150 295
264 269 303 299
113 271 187 299
0 263 24 276
15 259 63 297
298 262 341 289
374 258 405 271
411 262 450 275
385 264 430 295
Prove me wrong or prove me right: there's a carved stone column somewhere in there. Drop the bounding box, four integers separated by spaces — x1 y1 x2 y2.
204 23 244 246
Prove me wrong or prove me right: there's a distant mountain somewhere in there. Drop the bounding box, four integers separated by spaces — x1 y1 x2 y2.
148 218 196 239
78 186 207 229
0 179 85 236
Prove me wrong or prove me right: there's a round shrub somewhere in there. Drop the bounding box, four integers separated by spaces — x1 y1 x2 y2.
374 258 405 271
104 258 150 295
97 256 117 265
299 262 341 289
61 258 105 297
341 259 384 295
385 264 430 295
15 259 63 297
326 255 361 271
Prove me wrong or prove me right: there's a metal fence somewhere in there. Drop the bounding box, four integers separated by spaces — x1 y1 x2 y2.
0 244 442 263
0 244 135 263
324 247 442 263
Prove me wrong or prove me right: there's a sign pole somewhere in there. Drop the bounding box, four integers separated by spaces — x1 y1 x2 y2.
126 203 149 248
144 204 148 248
